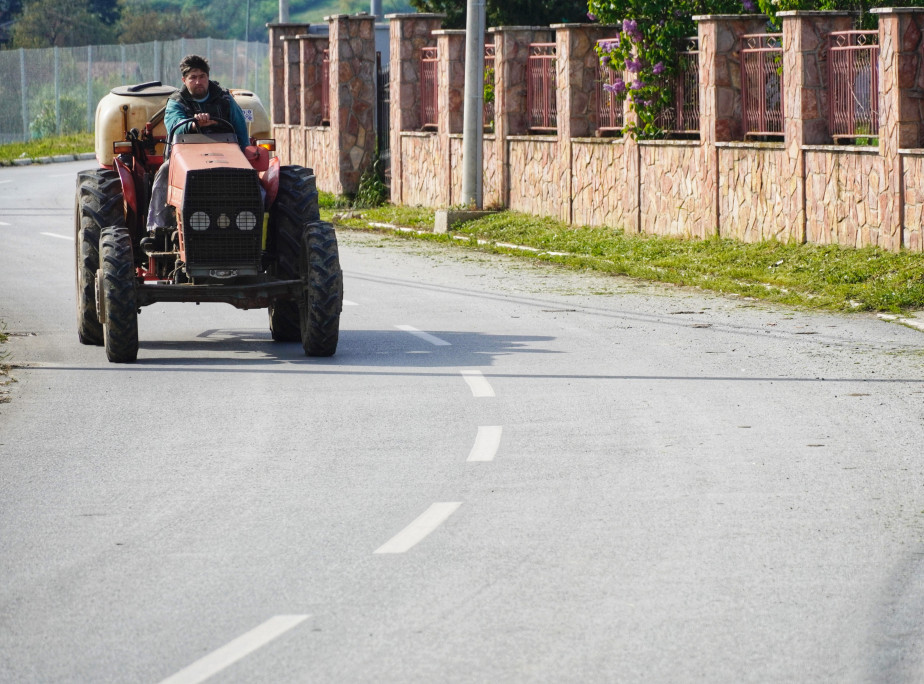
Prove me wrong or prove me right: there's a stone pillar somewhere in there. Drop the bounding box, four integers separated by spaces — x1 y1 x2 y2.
873 7 924 251
327 13 377 195
387 13 445 204
553 23 618 224
490 26 553 208
695 14 768 236
779 11 854 243
299 34 329 128
435 29 466 205
283 36 301 126
267 23 310 126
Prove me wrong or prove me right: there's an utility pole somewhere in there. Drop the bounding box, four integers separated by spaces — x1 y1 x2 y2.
460 0 486 208
279 0 289 22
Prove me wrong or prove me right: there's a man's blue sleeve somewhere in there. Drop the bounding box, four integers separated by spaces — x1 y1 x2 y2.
164 98 194 140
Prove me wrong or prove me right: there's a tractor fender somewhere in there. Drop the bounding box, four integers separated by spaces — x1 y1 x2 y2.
261 156 281 208
114 157 137 215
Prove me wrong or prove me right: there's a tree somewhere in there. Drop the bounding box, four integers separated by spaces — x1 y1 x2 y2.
409 0 588 29
10 0 115 47
117 2 210 43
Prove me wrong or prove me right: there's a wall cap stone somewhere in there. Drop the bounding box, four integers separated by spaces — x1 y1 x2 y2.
385 13 445 19
803 144 879 153
550 23 619 29
900 148 924 155
716 141 785 150
640 139 700 147
572 136 628 145
433 29 466 35
775 10 855 17
400 131 439 138
871 7 924 14
488 26 551 32
267 22 311 28
693 14 766 21
508 134 557 142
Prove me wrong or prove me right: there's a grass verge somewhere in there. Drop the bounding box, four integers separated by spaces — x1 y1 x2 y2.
0 323 13 404
0 133 94 164
327 204 924 313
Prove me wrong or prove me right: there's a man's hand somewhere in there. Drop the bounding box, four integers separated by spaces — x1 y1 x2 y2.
193 113 215 127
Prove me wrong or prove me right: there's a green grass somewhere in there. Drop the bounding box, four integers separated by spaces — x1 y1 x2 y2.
0 133 94 164
7 136 922 313
329 205 924 313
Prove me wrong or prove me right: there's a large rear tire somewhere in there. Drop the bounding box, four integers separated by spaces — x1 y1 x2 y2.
75 169 123 345
299 220 343 357
268 166 320 342
99 226 139 363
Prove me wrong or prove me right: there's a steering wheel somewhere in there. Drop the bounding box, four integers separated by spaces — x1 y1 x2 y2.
167 116 235 145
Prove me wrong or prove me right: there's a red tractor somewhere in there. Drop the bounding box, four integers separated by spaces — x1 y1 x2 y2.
75 81 342 363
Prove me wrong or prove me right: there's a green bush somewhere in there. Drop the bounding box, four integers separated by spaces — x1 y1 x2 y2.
30 97 86 140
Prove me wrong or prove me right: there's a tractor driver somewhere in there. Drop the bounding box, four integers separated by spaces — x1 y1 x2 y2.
146 54 251 232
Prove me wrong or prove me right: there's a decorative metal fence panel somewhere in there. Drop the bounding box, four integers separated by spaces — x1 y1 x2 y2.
654 37 700 134
596 38 624 133
0 38 269 144
828 30 879 141
376 53 391 184
321 49 330 124
741 33 783 137
526 43 556 132
484 44 495 129
420 46 438 129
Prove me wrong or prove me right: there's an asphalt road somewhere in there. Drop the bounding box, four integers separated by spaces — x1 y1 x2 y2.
2 160 924 683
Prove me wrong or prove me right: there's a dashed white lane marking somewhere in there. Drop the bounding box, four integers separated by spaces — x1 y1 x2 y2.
157 615 310 684
343 299 358 306
374 502 462 554
396 324 451 346
468 426 503 462
41 232 72 241
0 180 11 184
0 221 10 226
460 369 495 397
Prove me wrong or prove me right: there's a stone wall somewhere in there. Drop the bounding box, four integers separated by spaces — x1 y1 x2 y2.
718 144 796 243
269 10 924 252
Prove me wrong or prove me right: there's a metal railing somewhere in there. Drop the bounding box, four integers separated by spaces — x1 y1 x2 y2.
654 37 700 134
596 64 625 133
484 44 495 128
741 33 783 137
526 43 556 132
420 46 438 129
321 49 330 125
828 30 879 142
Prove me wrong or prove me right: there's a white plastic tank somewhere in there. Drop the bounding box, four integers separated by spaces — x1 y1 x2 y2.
94 82 177 166
230 90 271 141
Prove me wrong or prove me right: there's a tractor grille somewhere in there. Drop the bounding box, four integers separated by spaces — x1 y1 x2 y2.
182 168 263 270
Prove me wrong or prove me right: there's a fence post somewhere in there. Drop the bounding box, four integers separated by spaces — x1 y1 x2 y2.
54 47 61 136
328 13 377 194
553 23 617 225
490 26 553 209
386 13 445 205
267 22 311 128
434 29 466 205
232 38 238 87
20 48 28 138
873 7 924 251
87 45 93 132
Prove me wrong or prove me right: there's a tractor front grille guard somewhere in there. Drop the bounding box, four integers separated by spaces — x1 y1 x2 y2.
181 168 264 275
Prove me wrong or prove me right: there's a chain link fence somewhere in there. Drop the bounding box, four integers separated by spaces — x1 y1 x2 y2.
0 38 269 144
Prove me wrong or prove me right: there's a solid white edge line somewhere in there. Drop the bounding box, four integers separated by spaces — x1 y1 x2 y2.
374 502 462 554
468 426 503 462
157 615 310 684
41 232 72 241
460 370 495 397
396 324 451 346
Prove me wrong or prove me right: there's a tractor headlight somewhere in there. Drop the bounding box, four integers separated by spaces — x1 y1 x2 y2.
237 211 257 231
190 211 210 231
217 213 231 229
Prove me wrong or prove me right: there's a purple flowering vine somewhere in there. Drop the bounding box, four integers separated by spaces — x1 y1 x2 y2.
624 58 643 73
652 62 665 75
603 78 626 95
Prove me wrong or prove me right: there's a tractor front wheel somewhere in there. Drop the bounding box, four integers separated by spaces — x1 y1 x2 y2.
298 220 343 357
98 226 139 363
75 168 123 345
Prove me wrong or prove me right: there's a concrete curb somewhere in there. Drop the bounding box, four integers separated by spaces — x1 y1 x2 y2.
1 151 95 167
